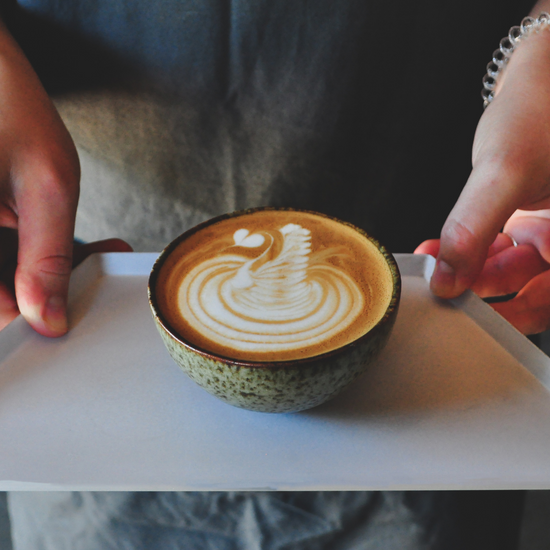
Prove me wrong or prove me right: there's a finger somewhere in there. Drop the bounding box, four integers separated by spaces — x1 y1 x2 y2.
414 239 439 257
430 159 523 299
491 269 550 334
72 238 133 267
471 244 549 297
13 163 79 337
0 280 19 331
504 215 550 263
488 232 517 258
414 233 515 262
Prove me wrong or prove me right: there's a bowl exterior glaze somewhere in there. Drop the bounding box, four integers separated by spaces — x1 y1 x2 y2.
148 207 401 414
150 305 398 413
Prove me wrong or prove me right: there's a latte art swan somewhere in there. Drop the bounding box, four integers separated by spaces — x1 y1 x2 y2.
177 223 367 355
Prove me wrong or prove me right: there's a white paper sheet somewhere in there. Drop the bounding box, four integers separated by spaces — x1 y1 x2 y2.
0 253 549 490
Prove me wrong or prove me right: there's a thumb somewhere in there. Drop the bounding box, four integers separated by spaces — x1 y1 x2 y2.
13 168 78 337
430 161 520 299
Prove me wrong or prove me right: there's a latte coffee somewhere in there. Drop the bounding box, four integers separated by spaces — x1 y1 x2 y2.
154 209 394 362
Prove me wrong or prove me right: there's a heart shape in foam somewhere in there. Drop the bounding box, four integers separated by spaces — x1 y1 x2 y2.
233 229 265 248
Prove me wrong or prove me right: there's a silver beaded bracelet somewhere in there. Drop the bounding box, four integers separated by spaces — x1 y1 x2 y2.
482 12 550 108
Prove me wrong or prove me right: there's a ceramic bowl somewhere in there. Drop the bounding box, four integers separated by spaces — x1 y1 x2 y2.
148 208 401 413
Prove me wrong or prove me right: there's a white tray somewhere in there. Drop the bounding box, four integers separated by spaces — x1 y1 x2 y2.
1 253 550 491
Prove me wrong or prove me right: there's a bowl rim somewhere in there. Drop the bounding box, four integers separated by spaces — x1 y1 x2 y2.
148 206 401 368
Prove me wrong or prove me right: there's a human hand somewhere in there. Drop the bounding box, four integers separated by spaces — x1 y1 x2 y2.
0 19 80 336
0 234 133 333
416 212 550 334
0 21 131 337
417 22 550 335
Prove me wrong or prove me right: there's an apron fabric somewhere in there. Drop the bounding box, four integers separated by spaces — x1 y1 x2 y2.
7 491 525 550
10 0 532 252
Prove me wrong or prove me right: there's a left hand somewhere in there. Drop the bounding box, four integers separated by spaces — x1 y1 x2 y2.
0 233 132 332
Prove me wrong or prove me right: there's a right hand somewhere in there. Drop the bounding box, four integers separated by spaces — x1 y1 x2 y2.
416 20 550 335
0 20 132 336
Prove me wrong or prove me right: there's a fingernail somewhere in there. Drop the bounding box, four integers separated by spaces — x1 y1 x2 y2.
44 296 68 334
431 260 456 297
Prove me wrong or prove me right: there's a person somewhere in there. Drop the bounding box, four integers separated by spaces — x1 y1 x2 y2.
0 0 547 547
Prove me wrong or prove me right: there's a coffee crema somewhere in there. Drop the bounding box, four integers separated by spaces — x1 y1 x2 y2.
155 210 393 362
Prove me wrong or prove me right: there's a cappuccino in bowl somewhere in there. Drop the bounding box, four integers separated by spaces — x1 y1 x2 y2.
149 208 400 413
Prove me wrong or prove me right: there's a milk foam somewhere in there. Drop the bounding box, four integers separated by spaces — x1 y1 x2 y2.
177 223 366 354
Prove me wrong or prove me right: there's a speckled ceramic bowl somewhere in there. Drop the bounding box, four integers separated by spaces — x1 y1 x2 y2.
148 208 401 413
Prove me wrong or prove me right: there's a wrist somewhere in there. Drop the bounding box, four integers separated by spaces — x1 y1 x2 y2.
483 13 550 107
531 0 550 17
498 19 550 90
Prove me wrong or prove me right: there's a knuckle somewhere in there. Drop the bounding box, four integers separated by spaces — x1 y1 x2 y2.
478 150 542 200
36 160 80 204
35 254 73 278
440 219 482 256
482 153 521 179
